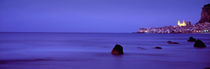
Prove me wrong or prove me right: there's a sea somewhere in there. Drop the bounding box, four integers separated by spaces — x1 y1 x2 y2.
0 32 210 69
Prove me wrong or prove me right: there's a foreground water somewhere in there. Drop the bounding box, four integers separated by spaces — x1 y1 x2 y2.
0 32 210 69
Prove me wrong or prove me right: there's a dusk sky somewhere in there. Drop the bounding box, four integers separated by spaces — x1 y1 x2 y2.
0 0 209 33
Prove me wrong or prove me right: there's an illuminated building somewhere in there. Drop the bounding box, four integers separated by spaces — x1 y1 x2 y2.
177 20 191 27
178 20 186 26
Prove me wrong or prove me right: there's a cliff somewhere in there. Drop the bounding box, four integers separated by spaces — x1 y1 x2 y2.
198 4 210 23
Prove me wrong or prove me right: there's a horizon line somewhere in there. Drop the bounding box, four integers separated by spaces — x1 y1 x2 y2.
0 32 135 34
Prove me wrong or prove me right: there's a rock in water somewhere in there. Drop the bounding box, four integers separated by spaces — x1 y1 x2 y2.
167 41 179 44
154 47 162 49
194 39 206 48
111 44 124 55
188 36 196 42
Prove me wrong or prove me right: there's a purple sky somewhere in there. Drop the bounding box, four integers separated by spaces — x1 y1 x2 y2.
0 0 209 33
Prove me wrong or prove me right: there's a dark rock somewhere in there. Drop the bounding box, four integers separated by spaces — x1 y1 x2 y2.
154 47 162 49
167 41 179 44
111 44 124 55
198 4 210 23
194 39 207 48
188 36 196 42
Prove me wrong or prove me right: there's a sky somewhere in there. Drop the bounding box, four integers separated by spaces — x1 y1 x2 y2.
0 0 209 33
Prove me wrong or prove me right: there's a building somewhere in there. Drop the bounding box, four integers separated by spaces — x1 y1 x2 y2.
178 20 191 27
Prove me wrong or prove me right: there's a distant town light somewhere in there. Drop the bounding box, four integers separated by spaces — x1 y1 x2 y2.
203 30 208 32
137 20 208 34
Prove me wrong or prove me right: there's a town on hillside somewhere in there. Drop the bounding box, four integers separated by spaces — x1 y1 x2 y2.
137 4 210 34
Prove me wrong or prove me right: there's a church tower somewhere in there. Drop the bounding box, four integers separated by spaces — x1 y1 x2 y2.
178 20 187 27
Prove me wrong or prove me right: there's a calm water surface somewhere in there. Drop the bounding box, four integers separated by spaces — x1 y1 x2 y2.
0 32 210 69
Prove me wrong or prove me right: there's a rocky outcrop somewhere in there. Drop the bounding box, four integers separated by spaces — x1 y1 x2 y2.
154 47 162 49
194 39 206 48
188 36 196 42
198 4 210 23
111 44 124 55
167 41 179 44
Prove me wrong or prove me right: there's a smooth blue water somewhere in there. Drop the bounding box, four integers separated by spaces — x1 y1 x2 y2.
0 32 210 69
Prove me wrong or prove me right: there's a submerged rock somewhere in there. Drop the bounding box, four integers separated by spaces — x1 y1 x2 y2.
154 47 162 49
188 36 196 42
137 47 146 50
111 44 124 55
194 39 206 48
167 41 179 44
